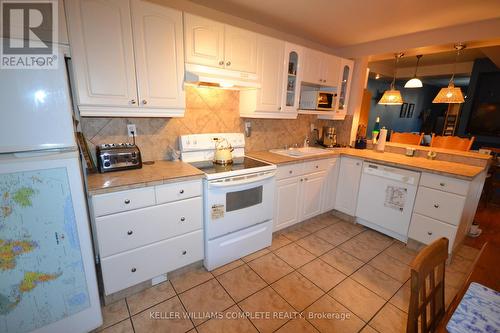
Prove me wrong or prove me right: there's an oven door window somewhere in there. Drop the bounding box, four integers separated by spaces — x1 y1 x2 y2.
226 186 263 212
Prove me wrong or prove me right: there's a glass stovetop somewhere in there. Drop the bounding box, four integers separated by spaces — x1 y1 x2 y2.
189 157 271 175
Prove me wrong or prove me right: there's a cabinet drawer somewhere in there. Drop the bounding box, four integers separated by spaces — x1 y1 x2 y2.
92 187 156 217
155 180 202 204
96 197 202 257
276 163 304 180
303 159 330 174
420 173 469 196
408 213 456 252
101 230 204 295
414 187 465 225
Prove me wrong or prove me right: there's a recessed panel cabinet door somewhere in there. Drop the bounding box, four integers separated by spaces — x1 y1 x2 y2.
301 171 326 220
302 48 323 84
334 157 363 216
323 54 341 87
256 35 285 112
224 25 257 73
66 0 138 107
184 13 224 68
131 0 185 109
274 177 301 231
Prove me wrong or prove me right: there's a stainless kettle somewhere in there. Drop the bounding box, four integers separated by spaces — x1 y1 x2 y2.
321 126 337 147
213 138 234 165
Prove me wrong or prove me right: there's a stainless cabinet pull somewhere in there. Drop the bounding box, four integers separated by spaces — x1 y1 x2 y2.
427 231 433 236
439 182 445 186
315 165 319 168
218 60 224 65
434 204 439 208
124 199 130 204
142 99 147 105
127 230 133 235
130 99 136 104
300 178 303 182
131 267 137 272
226 61 231 66
289 170 293 174
179 189 184 194
180 217 186 222
182 250 187 255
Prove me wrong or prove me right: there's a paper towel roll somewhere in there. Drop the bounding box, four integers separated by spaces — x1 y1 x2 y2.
376 128 387 152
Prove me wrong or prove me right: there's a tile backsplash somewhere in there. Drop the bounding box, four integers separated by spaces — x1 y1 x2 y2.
81 86 353 161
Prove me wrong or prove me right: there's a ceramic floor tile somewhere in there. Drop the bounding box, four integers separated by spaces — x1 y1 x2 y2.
296 233 335 256
170 266 213 293
298 258 347 292
448 254 474 274
369 252 411 283
242 248 271 262
274 243 316 269
272 271 324 311
320 248 364 276
238 287 295 333
369 303 408 333
359 325 379 333
178 279 234 325
445 267 467 289
305 294 365 333
275 318 319 333
248 253 293 284
389 280 411 313
210 259 244 277
356 230 394 248
339 236 385 262
280 224 311 241
132 296 193 333
351 265 403 300
329 277 386 322
332 221 366 237
196 305 258 333
383 241 418 265
98 319 134 333
313 225 353 246
126 281 176 315
268 233 292 251
100 299 129 329
217 265 267 302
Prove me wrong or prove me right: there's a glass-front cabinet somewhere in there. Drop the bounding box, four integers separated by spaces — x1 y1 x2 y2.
337 59 354 114
282 43 303 114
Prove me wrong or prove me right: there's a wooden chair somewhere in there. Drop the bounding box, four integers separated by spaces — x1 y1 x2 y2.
430 134 475 151
390 131 424 145
407 237 449 333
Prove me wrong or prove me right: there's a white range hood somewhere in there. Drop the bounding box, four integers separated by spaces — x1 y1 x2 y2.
184 63 260 89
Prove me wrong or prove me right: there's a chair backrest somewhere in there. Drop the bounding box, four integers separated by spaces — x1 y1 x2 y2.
407 238 449 333
390 131 424 145
430 134 475 151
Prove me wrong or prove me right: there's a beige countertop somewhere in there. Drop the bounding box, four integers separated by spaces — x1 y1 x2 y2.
247 148 486 179
87 160 205 195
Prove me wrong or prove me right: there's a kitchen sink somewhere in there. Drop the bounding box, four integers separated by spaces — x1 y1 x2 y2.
269 147 328 157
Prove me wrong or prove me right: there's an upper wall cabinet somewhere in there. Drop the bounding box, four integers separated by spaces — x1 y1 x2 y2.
66 0 185 117
255 35 284 112
302 49 341 87
184 13 257 74
337 58 354 113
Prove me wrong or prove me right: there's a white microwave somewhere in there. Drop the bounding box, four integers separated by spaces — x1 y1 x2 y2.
300 91 337 111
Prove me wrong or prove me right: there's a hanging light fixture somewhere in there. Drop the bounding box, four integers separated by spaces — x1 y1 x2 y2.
378 53 404 105
404 55 423 88
433 44 466 104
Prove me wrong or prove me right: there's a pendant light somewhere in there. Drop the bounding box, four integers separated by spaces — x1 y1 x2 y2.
433 44 465 104
378 53 404 105
404 55 423 88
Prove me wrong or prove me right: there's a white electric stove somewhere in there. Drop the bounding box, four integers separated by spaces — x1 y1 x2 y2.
179 133 276 270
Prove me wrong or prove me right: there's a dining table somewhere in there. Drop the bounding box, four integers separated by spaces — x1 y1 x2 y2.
437 241 500 332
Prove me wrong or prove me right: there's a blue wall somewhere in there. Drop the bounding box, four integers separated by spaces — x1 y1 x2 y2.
366 79 440 138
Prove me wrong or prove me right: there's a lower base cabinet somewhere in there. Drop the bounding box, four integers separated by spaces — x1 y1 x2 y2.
334 157 363 216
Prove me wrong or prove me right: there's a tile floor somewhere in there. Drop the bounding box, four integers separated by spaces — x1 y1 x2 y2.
94 213 478 333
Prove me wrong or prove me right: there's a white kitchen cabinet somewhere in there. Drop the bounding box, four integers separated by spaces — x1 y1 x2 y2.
255 35 285 112
66 0 137 108
183 13 224 68
321 158 339 213
323 54 341 87
274 176 301 230
282 43 303 114
300 171 327 220
66 0 185 116
131 0 185 110
184 13 257 74
336 58 354 115
302 49 341 86
334 157 363 216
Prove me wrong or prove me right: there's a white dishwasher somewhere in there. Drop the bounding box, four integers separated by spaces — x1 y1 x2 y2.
356 162 420 242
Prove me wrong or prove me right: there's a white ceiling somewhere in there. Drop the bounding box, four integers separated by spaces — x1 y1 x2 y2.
187 0 500 48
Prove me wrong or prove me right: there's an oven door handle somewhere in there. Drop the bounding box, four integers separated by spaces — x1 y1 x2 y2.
208 171 276 188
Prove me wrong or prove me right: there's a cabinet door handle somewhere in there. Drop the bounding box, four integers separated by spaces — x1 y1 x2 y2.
180 217 186 222
356 162 360 166
130 99 136 104
289 170 293 174
300 178 303 182
182 250 187 255
278 106 281 111
218 60 224 65
315 165 319 169
179 189 184 194
439 182 445 187
226 61 231 66
433 204 439 208
124 199 130 204
127 230 133 235
131 267 137 272
142 99 147 105
427 231 433 236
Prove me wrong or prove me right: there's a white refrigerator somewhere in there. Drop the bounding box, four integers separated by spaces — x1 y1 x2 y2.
0 43 102 333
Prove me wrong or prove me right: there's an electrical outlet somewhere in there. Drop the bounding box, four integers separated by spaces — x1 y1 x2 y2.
127 124 137 137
